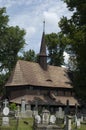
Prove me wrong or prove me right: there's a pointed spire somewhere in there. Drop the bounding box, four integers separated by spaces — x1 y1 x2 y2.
43 20 45 32
40 21 46 55
39 21 47 70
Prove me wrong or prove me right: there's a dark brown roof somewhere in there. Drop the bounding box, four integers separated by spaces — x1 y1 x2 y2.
10 95 78 106
5 60 73 88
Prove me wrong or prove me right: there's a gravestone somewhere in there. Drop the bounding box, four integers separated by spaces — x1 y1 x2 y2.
33 110 38 117
26 104 31 110
2 117 9 126
56 107 64 119
35 115 41 124
15 105 21 118
21 98 26 117
34 101 38 111
76 118 81 128
2 99 9 126
21 98 26 112
42 109 50 124
80 115 83 122
65 116 72 130
25 110 33 118
50 115 56 124
74 114 77 125
64 116 66 125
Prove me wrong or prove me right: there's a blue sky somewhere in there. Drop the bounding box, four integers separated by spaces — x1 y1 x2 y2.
0 0 73 54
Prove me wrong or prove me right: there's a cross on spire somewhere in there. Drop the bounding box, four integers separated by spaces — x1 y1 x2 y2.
43 20 45 32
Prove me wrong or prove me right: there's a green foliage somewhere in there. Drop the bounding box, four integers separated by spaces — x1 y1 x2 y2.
9 103 17 110
0 26 26 72
0 73 10 94
0 7 26 94
19 49 37 62
60 0 86 101
45 33 66 66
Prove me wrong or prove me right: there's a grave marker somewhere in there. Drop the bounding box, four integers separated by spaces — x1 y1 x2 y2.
2 99 9 126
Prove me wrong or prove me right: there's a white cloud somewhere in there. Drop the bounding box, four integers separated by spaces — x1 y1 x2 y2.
43 11 58 33
0 0 73 53
25 27 36 40
43 11 58 25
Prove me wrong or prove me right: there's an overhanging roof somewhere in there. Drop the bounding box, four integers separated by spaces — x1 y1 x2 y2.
5 60 73 88
10 95 78 106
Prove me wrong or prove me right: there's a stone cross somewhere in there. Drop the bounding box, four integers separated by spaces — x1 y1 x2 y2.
3 99 8 108
2 99 9 126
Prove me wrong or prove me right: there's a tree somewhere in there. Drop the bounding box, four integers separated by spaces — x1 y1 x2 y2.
45 33 66 66
19 49 37 62
0 26 26 72
0 7 26 93
59 0 86 100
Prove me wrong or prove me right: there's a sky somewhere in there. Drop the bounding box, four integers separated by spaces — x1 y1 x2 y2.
0 0 73 54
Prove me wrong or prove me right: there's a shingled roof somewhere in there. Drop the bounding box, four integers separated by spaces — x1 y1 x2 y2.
5 60 73 88
10 95 78 106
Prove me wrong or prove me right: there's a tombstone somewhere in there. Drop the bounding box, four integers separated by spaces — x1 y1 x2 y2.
2 117 9 126
2 99 9 126
21 98 26 117
65 116 72 130
42 109 50 124
56 107 64 119
80 115 83 122
33 110 38 117
26 104 31 110
25 109 32 118
64 116 66 125
50 115 56 124
3 99 9 108
35 115 41 124
21 98 26 112
15 105 21 118
74 114 77 125
34 101 38 111
76 118 81 128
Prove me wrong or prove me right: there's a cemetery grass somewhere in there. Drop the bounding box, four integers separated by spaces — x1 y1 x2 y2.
0 117 34 130
18 117 33 130
77 124 86 130
72 124 86 130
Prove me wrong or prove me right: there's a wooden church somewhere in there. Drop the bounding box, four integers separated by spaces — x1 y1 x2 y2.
5 24 78 111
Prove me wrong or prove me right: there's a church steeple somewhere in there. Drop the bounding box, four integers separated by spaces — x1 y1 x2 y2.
39 21 47 70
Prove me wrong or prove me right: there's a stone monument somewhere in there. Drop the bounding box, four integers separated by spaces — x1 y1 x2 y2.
42 109 50 124
35 115 41 124
21 98 26 117
2 99 9 126
50 115 56 124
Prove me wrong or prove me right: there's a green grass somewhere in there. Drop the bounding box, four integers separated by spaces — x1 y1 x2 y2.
0 117 34 130
0 117 86 130
72 123 86 130
77 124 86 130
18 118 33 130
